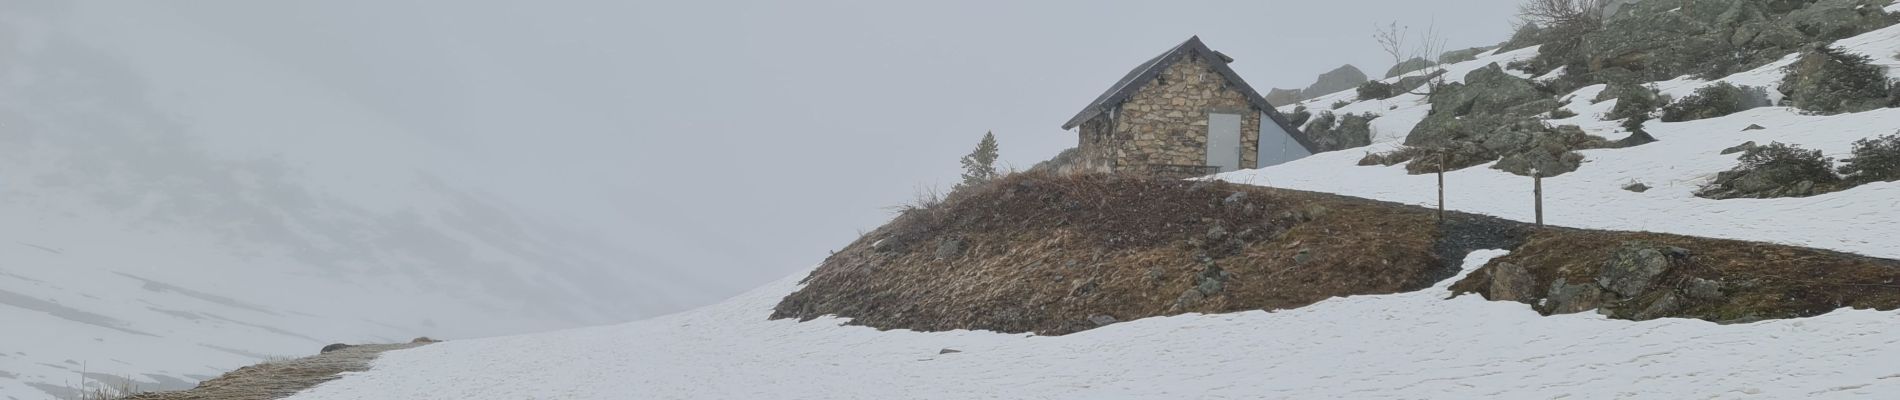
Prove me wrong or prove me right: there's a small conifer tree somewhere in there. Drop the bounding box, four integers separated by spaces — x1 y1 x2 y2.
957 131 1000 190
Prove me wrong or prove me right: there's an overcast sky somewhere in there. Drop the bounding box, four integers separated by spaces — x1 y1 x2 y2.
156 0 1522 315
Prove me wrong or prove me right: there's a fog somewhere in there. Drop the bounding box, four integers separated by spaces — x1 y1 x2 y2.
27 0 1521 321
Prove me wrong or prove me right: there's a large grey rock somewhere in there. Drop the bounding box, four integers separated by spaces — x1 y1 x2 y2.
1781 0 1900 42
1488 262 1539 302
1405 64 1555 147
1545 278 1605 315
1394 70 1447 94
1721 141 1760 155
1386 57 1434 78
1596 243 1676 298
1302 65 1371 99
1686 278 1725 300
1630 292 1684 320
1303 111 1377 152
1439 46 1495 64
1492 125 1603 177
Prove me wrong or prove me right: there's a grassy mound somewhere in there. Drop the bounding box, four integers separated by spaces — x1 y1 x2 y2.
771 172 1521 335
776 173 1900 334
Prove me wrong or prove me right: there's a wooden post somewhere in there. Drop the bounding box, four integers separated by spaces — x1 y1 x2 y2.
1436 152 1446 224
1532 169 1545 228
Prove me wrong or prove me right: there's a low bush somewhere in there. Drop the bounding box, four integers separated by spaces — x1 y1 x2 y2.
1603 84 1663 121
1779 46 1891 114
1660 83 1771 122
1840 132 1900 184
1739 142 1839 183
1287 105 1313 128
1357 80 1397 101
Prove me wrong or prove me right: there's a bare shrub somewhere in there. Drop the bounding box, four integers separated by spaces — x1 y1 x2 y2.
1518 0 1610 29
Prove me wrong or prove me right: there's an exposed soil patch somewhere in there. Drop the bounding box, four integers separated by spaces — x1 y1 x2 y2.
772 172 1522 335
1451 229 1900 323
120 342 428 400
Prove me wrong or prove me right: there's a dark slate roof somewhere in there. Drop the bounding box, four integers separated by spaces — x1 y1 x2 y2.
1061 36 1317 153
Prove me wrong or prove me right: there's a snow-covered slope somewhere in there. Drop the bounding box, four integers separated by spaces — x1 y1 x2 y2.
0 3 684 398
277 15 1900 400
288 250 1900 399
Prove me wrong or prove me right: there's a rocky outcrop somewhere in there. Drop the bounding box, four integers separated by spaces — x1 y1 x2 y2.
1778 45 1892 114
1439 46 1495 64
1384 64 1610 177
1596 243 1682 298
1301 65 1371 99
1522 0 1899 92
1303 111 1377 152
1489 124 1609 177
1406 64 1560 147
1453 232 1900 324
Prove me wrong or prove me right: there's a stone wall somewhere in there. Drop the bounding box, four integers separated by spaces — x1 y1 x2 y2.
1078 53 1261 176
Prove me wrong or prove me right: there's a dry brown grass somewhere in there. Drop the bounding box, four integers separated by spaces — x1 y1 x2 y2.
772 172 1459 335
119 343 429 400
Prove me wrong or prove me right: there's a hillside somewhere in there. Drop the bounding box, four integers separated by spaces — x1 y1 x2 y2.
52 0 1900 399
0 3 693 398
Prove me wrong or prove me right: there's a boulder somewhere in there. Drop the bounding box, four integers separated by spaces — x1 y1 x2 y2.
1303 111 1377 152
1492 125 1606 177
1630 292 1685 320
1545 278 1605 315
1405 64 1558 147
320 343 353 353
1686 278 1725 300
1439 46 1495 64
1622 182 1651 192
1393 70 1447 94
1781 0 1900 42
1385 57 1434 78
1488 262 1539 302
1301 65 1371 99
1596 242 1677 298
1721 141 1759 155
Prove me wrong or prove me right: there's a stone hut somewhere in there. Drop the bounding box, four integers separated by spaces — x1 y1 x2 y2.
1061 36 1315 177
